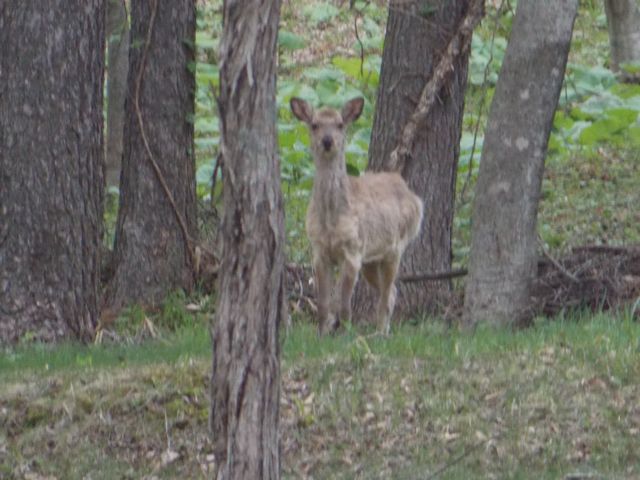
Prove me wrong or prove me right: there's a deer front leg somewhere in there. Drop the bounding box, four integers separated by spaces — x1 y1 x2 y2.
377 256 400 335
337 254 361 326
313 258 336 335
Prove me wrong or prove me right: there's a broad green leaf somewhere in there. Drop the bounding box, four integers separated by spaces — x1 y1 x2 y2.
621 96 640 111
627 126 640 147
303 3 339 24
566 64 616 96
564 120 591 142
195 137 219 149
577 91 625 116
196 62 219 85
553 111 574 131
196 161 214 186
578 109 638 145
195 32 217 50
332 56 364 80
195 116 219 134
547 132 563 153
620 61 640 75
609 83 640 99
279 124 308 149
302 67 344 82
278 30 305 51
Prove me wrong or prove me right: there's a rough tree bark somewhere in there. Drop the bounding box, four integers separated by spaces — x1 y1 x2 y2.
209 1 285 479
105 0 197 310
105 0 130 189
604 0 640 82
352 0 472 321
463 0 578 328
0 0 105 343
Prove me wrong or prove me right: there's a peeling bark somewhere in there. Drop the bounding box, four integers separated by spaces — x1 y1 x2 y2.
463 0 578 327
209 1 284 479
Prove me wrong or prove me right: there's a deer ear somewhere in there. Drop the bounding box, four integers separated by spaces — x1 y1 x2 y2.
341 97 364 124
290 97 314 124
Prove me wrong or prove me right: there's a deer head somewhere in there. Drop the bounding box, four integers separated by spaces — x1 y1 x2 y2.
290 97 364 162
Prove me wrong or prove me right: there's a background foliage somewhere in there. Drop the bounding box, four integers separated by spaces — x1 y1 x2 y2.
180 0 640 272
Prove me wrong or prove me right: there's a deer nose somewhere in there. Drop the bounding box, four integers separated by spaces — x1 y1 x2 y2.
322 136 333 151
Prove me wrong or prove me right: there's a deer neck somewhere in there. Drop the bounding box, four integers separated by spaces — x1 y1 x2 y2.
312 153 351 226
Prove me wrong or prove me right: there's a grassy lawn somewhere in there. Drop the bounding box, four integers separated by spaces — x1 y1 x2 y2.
2 312 639 479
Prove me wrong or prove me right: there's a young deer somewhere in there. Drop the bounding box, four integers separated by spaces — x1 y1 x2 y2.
290 97 423 334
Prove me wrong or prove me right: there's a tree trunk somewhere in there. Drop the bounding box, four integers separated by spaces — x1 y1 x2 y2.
352 0 471 322
105 0 197 310
0 0 105 343
463 0 578 328
604 0 640 82
105 0 130 189
209 1 284 479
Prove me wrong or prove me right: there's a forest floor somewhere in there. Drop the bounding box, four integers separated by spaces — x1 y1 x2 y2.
2 314 640 479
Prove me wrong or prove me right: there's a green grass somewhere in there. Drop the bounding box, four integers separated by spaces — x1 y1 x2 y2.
2 312 640 479
0 324 211 377
4 309 636 377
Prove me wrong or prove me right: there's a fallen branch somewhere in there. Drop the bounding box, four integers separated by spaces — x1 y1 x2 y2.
538 237 579 284
399 268 468 283
389 0 485 172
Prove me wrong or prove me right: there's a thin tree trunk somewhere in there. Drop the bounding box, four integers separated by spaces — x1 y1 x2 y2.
604 0 640 82
105 0 130 189
352 0 471 322
463 0 578 328
0 0 105 343
209 1 284 479
105 0 197 310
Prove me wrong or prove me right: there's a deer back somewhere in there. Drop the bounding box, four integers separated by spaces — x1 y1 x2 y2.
349 172 423 263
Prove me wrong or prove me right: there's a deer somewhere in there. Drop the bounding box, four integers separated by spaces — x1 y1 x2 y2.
290 96 423 335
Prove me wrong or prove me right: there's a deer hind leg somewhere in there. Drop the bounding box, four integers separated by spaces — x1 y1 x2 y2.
361 263 381 294
313 257 336 335
337 254 362 327
377 256 400 335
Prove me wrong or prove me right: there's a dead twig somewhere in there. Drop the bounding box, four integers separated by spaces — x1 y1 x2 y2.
351 1 369 78
538 237 579 284
389 0 485 172
399 268 467 283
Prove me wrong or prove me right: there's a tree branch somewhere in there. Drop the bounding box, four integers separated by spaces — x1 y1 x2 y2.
389 0 485 172
399 268 468 283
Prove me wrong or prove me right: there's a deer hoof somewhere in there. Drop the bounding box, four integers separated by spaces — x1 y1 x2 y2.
319 313 340 336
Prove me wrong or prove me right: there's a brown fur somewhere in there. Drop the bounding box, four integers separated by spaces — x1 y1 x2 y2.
291 97 423 334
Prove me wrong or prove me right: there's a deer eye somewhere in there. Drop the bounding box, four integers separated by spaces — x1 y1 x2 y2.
337 122 344 129
311 123 319 131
